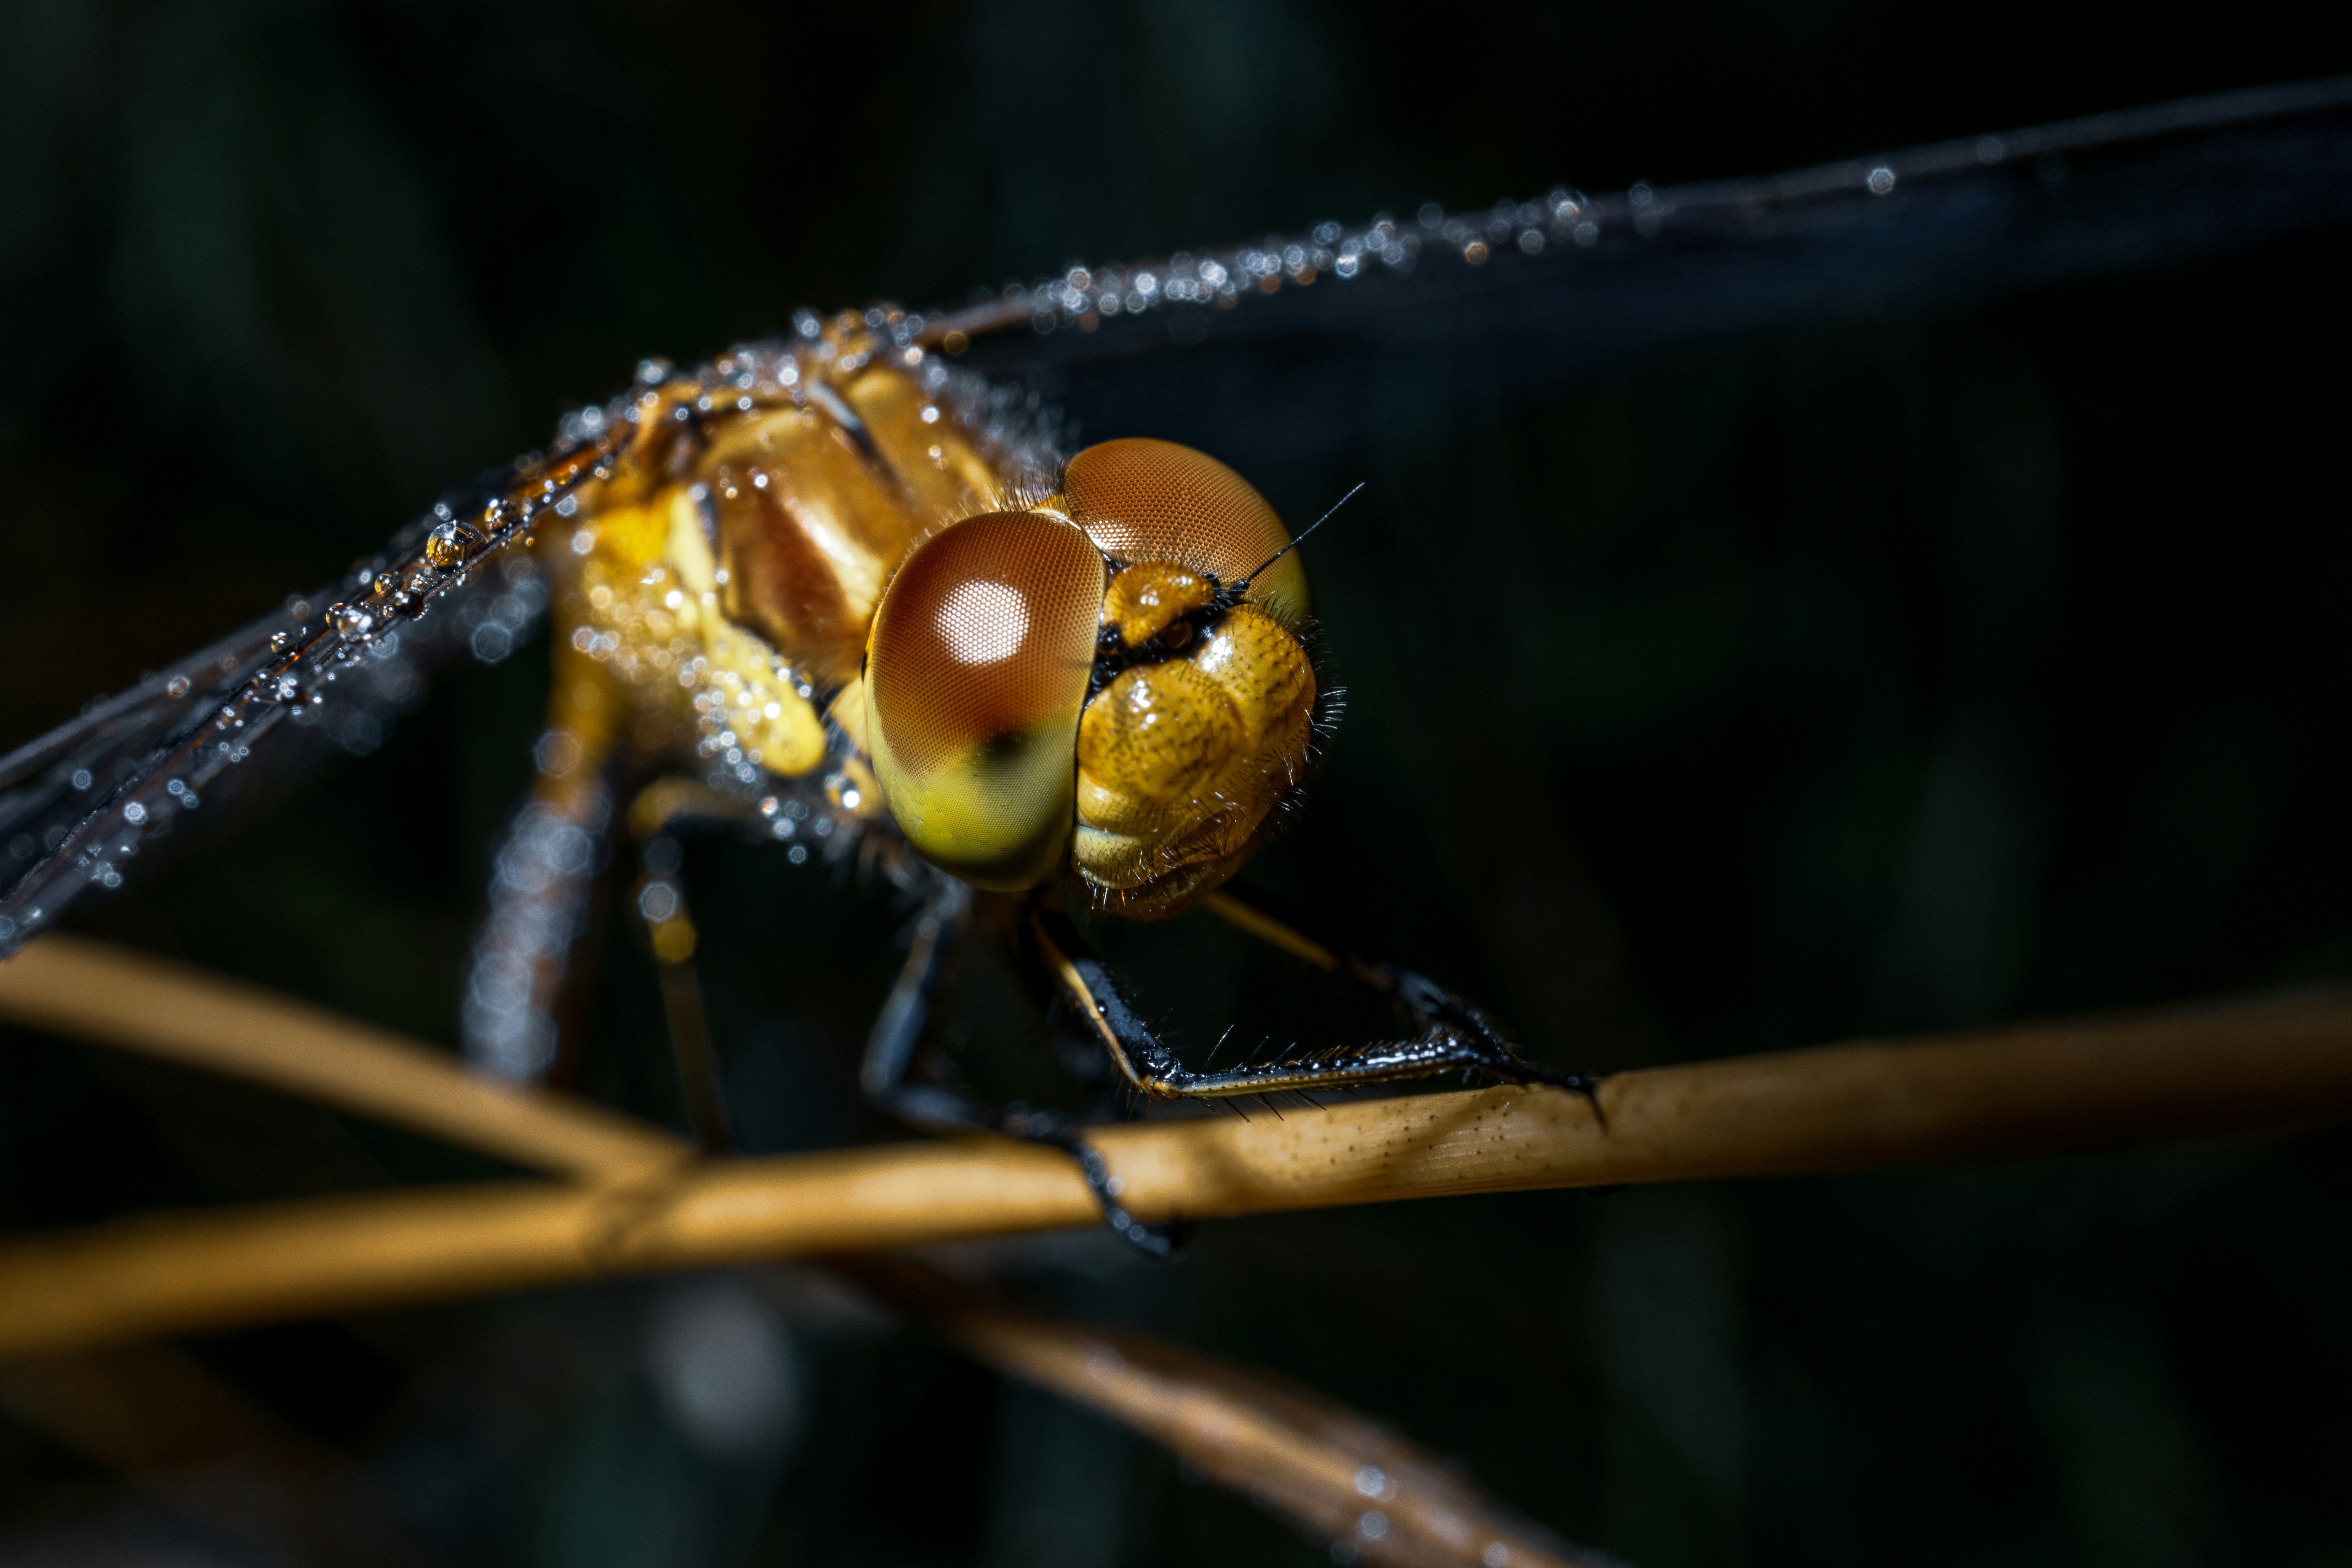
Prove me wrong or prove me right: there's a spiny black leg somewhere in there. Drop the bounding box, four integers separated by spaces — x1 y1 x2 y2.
1034 1127 1197 1260
1028 908 1193 1094
860 881 1192 1258
1375 961 1607 1123
859 875 983 1131
1020 921 1199 1258
1201 882 1607 1120
1034 895 1609 1121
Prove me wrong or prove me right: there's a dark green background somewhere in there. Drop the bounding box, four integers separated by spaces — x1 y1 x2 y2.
2 2 2349 1565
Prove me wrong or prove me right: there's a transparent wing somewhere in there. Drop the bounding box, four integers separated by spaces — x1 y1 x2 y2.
0 424 632 956
933 76 2352 471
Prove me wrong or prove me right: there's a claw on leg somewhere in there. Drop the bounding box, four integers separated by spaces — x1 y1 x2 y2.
1038 1129 1196 1260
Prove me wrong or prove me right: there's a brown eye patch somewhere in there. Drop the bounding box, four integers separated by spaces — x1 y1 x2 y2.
866 510 1105 780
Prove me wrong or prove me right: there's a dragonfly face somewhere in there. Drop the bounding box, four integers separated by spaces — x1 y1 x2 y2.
869 437 1322 912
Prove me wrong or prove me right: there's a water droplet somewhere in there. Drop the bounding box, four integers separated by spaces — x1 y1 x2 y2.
269 632 293 653
1867 165 1896 195
329 603 374 638
426 519 483 569
166 675 191 697
121 802 146 825
70 769 92 791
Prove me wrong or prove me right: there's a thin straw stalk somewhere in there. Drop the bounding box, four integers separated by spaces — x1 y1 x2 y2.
0 953 2346 1356
0 937 686 1181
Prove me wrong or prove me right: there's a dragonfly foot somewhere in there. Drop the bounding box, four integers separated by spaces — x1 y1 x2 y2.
1490 1059 1611 1132
1042 1128 1197 1260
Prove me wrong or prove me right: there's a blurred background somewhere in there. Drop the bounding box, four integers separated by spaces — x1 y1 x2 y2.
2 1 2350 1564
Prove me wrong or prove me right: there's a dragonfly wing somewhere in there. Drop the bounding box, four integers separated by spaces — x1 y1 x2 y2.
0 610 304 844
945 77 2352 471
0 435 623 957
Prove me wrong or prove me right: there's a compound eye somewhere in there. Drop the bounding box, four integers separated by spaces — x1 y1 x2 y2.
1061 438 1309 615
866 511 1105 889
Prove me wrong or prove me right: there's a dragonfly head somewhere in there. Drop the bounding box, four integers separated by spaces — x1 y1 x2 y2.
866 438 1320 914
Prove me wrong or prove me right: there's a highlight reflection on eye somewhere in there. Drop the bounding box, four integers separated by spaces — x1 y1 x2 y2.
865 508 1104 890
935 579 1028 664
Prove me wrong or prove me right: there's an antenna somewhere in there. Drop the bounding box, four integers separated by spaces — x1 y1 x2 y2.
1233 482 1365 590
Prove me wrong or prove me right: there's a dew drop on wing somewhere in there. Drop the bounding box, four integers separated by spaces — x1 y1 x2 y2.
425 520 483 569
0 453 558 952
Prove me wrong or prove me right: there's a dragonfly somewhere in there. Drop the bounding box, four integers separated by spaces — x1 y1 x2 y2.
0 73 2347 1258
0 256 1599 1262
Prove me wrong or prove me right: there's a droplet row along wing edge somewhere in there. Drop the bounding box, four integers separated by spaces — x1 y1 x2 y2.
0 427 630 955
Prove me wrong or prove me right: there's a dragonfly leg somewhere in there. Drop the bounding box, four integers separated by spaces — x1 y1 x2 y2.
460 653 624 1084
1033 894 1606 1114
621 774 839 1149
626 826 734 1151
857 873 984 1133
1202 883 1607 1111
856 877 1193 1258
